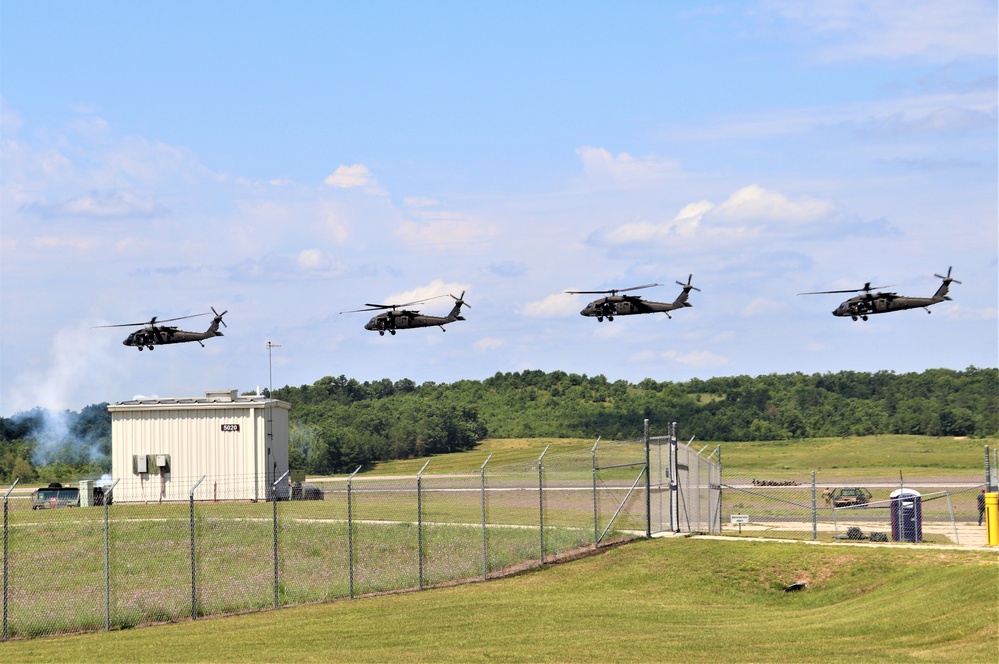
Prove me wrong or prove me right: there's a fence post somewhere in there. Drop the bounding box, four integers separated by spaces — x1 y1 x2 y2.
189 476 205 621
644 419 651 538
669 422 679 532
417 460 430 590
347 466 361 599
272 470 289 609
591 438 600 548
986 446 992 492
811 471 817 541
538 445 550 564
3 479 17 642
103 478 119 632
946 492 959 544
481 454 492 580
716 445 723 534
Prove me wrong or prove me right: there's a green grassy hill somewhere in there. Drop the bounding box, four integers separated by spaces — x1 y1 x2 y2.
3 538 995 663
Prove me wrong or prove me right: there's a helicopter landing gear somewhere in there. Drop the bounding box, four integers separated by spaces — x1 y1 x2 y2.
379 330 385 336
138 346 144 351
389 330 396 335
607 316 614 321
861 315 868 321
596 316 603 322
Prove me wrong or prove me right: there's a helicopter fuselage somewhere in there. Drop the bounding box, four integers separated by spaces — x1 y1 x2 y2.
364 307 466 336
580 297 689 321
833 295 947 320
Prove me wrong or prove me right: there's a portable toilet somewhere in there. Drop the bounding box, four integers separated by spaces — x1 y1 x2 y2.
890 488 922 542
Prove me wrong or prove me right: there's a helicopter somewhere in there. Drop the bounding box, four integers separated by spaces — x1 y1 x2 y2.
340 293 469 335
96 307 228 350
566 276 700 322
798 267 960 321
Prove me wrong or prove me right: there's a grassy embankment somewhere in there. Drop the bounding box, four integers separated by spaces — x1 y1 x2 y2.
2 537 995 663
365 434 995 479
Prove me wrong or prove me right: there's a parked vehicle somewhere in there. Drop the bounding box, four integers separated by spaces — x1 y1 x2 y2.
832 487 872 508
31 483 80 509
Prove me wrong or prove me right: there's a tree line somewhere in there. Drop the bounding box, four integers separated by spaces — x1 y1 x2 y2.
2 367 996 482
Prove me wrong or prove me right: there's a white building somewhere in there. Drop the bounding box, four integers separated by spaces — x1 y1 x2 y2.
109 389 290 502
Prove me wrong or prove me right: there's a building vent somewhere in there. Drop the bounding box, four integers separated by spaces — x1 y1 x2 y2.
205 389 238 402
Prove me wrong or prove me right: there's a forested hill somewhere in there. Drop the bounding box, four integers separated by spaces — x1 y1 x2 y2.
1 368 996 482
270 367 998 474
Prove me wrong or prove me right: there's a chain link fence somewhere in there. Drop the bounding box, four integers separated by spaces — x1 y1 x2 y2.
2 440 650 640
715 446 996 546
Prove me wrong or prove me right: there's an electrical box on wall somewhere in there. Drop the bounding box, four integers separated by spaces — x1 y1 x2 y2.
132 454 171 474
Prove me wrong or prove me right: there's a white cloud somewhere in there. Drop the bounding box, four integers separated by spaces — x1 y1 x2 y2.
522 292 581 318
381 280 471 308
762 0 997 62
395 217 496 247
597 185 835 247
29 190 166 219
629 349 730 368
712 185 833 225
665 350 730 368
741 297 787 317
324 164 378 189
474 337 506 351
575 146 680 185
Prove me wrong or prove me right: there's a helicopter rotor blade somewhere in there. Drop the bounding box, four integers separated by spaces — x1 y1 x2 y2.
934 266 961 284
798 282 894 296
93 312 209 329
676 275 701 292
340 294 450 315
565 283 661 296
211 307 228 327
450 291 471 308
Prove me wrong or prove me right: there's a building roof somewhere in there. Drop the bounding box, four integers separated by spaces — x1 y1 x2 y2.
108 389 290 411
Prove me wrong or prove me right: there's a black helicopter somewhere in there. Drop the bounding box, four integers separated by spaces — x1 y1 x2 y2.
341 293 469 335
96 308 227 350
798 267 960 321
566 276 700 322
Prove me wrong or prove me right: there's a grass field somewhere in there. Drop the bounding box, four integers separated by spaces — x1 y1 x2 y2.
364 434 996 479
2 537 996 663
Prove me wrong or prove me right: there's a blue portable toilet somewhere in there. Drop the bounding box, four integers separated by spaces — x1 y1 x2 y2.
890 488 922 542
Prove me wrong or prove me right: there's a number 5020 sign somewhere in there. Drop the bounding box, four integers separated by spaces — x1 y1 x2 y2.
221 424 240 432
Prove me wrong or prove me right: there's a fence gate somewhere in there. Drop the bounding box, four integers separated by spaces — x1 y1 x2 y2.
650 423 722 535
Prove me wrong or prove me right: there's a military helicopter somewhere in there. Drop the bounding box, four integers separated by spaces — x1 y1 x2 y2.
798 267 960 321
340 293 469 335
566 276 700 322
96 307 227 350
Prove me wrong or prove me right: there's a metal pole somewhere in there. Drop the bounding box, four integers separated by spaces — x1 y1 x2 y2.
538 445 550 564
644 419 651 538
811 471 817 541
669 422 679 532
716 445 723 534
986 446 992 492
103 478 118 632
591 437 600 548
272 470 289 609
3 479 17 641
347 466 361 599
417 460 430 590
267 341 281 396
189 476 205 621
946 492 959 544
480 454 492 580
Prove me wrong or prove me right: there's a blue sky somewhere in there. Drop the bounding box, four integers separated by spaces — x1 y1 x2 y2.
1 1 996 416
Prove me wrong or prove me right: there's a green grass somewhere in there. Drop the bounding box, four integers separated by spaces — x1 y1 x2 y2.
357 434 995 479
3 538 996 663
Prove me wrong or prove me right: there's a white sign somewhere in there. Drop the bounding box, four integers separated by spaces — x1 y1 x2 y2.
730 514 750 524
